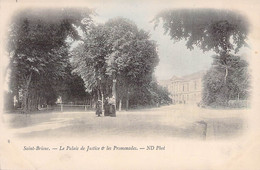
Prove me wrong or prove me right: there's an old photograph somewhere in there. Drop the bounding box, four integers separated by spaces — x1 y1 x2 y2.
0 0 259 169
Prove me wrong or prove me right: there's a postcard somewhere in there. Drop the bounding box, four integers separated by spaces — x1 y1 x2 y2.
0 0 260 169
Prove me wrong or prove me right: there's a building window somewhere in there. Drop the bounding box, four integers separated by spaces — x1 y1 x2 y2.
194 81 197 90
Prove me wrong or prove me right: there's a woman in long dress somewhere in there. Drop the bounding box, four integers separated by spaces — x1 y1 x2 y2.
104 97 109 116
96 100 102 117
109 96 116 117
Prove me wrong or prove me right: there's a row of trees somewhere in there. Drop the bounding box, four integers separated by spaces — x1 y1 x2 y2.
7 8 250 112
70 18 170 110
7 9 93 112
6 9 171 113
153 9 250 107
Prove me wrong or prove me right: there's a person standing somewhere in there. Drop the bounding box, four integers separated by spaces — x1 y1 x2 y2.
109 96 116 117
104 97 110 116
96 100 102 117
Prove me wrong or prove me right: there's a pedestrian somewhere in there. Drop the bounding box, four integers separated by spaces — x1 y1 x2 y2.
96 100 102 117
109 96 116 117
104 97 109 116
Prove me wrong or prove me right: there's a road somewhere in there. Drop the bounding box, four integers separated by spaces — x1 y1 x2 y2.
2 104 247 140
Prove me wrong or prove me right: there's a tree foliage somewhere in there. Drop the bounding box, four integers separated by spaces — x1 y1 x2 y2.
202 54 250 106
106 18 159 84
129 78 172 107
153 9 249 54
71 17 164 109
153 9 250 107
7 8 93 112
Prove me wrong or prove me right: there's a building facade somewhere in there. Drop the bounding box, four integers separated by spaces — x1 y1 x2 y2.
159 71 205 104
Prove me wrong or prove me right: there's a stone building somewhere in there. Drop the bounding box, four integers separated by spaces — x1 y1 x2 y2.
159 71 205 104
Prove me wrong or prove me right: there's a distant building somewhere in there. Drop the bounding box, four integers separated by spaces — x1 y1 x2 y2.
159 71 205 104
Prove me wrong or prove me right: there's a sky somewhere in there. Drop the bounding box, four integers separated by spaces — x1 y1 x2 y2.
0 3 215 93
1 2 251 87
91 2 215 80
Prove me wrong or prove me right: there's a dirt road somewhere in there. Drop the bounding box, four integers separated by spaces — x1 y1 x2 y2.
2 104 247 140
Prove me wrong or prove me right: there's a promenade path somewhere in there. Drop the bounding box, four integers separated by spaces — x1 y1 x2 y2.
0 105 251 170
2 104 247 140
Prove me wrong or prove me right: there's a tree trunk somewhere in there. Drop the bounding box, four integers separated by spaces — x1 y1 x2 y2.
126 86 129 111
224 67 228 85
90 97 93 108
119 99 122 111
101 90 104 111
21 72 32 113
27 88 39 112
14 88 19 109
224 67 229 105
112 79 116 98
33 90 38 111
97 89 101 100
112 73 117 110
22 90 28 113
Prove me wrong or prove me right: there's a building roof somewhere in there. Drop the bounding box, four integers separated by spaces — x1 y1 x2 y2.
170 71 206 82
158 80 171 87
181 70 205 81
159 70 206 86
170 75 182 81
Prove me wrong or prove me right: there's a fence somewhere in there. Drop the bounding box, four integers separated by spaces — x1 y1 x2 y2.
228 100 249 108
55 104 92 112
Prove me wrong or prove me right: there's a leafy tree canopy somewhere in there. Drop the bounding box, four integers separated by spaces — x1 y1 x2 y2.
7 8 93 112
153 9 249 54
70 17 161 108
202 54 250 106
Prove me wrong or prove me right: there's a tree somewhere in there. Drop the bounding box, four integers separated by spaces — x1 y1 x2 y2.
202 54 250 106
153 9 249 54
54 63 89 105
7 8 93 112
153 9 250 105
70 24 111 108
71 17 160 110
105 18 159 109
129 77 172 107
